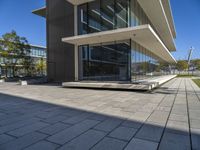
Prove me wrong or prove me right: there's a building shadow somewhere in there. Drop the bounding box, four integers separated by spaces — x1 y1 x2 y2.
0 92 197 150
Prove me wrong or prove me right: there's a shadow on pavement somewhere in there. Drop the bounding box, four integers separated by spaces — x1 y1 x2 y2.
0 92 196 150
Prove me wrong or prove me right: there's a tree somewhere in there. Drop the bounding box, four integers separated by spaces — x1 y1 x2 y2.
0 40 10 77
35 58 46 76
21 56 34 76
156 62 169 72
192 59 200 70
0 30 31 77
176 60 188 73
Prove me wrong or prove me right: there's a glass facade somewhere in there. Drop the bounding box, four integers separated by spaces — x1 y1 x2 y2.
79 40 131 81
77 0 170 82
30 46 46 58
78 0 130 35
78 0 151 35
131 41 161 81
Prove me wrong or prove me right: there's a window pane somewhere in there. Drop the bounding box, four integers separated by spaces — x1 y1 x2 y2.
101 0 115 31
115 0 129 28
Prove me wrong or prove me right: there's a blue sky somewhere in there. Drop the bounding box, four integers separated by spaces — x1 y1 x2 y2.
0 0 199 60
171 0 200 60
0 0 46 46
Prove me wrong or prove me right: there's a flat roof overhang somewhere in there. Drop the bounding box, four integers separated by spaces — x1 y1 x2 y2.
162 0 176 38
66 0 176 51
137 0 176 51
32 7 46 18
62 25 176 63
66 0 94 5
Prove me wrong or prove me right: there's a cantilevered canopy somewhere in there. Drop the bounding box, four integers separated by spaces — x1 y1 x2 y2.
162 0 176 38
32 7 46 18
137 0 176 51
62 25 176 63
66 0 94 5
66 0 176 52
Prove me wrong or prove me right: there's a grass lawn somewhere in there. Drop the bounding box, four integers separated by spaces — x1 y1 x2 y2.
192 79 200 88
177 74 195 78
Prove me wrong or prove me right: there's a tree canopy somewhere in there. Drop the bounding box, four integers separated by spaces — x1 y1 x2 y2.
0 30 33 77
192 59 200 70
176 60 188 71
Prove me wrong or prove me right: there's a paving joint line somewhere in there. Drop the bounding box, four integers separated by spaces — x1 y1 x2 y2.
185 79 195 150
121 78 180 150
157 78 183 150
188 79 200 102
45 119 104 149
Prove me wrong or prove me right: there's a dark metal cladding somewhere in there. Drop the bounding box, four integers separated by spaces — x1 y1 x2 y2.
46 0 75 82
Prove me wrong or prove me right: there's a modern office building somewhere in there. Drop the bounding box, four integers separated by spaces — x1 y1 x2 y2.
33 0 176 82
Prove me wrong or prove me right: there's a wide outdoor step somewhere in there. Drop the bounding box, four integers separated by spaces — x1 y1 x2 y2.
62 75 177 91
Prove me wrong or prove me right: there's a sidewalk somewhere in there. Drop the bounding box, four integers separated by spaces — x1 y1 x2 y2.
0 78 199 150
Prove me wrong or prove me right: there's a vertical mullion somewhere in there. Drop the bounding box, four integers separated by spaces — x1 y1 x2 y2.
129 0 131 27
100 0 102 31
86 3 89 34
129 39 132 81
114 0 117 29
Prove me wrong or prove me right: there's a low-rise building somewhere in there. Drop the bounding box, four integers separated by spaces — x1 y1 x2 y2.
0 43 46 77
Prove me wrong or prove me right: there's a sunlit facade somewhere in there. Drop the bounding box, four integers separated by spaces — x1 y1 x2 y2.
76 0 176 81
33 0 176 82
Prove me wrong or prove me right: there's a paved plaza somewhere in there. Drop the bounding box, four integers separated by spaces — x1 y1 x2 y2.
0 78 199 150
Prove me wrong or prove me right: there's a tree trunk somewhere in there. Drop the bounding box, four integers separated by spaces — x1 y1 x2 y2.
13 66 15 77
5 66 8 78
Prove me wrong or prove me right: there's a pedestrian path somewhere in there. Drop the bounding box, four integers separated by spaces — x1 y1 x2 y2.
0 78 199 150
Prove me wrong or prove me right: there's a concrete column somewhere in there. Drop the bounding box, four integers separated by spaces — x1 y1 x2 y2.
74 5 79 81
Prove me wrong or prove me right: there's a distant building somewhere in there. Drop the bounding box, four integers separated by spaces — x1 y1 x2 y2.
0 44 46 77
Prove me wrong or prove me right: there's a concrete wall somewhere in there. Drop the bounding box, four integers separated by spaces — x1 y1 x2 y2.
46 0 75 82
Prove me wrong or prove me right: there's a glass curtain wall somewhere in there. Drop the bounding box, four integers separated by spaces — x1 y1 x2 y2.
78 0 151 34
77 0 170 82
78 0 131 81
131 41 162 81
78 0 130 35
79 40 131 81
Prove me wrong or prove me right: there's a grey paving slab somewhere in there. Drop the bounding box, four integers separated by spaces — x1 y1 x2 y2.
191 128 200 150
0 78 198 150
129 111 151 122
35 109 66 119
93 118 123 132
122 120 143 129
109 126 137 141
62 112 92 124
7 121 49 137
0 114 39 126
0 117 41 134
158 132 191 150
165 120 189 135
39 122 71 135
135 122 164 142
0 134 15 145
0 132 48 150
190 119 200 129
58 129 106 150
47 119 100 145
124 138 158 150
88 113 108 121
42 114 70 124
91 137 127 150
24 140 59 150
147 111 169 125
155 106 171 112
169 114 188 122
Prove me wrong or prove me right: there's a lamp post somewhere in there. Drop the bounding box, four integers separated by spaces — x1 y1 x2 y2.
188 47 194 75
